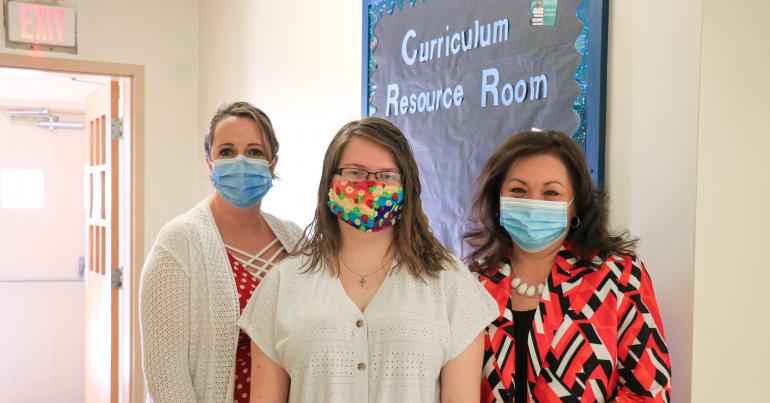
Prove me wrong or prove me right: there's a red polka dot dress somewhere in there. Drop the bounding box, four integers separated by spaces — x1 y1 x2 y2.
226 238 284 403
229 252 259 403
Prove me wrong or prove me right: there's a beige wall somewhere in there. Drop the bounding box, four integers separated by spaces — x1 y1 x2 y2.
198 0 362 227
692 1 770 401
606 1 702 401
611 0 770 400
0 0 201 253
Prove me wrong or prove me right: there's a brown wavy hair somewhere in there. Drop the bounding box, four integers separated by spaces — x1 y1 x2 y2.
292 117 454 279
463 130 637 271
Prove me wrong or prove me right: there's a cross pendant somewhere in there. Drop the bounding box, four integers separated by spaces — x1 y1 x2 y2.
358 277 367 287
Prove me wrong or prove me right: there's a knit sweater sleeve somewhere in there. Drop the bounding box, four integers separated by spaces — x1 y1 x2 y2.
139 241 197 402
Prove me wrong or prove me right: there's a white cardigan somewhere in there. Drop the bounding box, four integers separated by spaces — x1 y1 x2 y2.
139 198 303 403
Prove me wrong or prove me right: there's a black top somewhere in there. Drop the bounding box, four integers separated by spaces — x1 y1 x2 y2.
512 309 536 402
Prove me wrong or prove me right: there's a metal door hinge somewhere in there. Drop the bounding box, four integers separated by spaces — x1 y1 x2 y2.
111 267 123 289
111 117 123 140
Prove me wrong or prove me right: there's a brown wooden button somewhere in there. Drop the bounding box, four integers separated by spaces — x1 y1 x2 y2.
355 319 364 328
357 362 366 371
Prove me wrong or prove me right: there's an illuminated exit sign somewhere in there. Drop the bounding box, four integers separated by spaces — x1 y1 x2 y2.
6 1 77 51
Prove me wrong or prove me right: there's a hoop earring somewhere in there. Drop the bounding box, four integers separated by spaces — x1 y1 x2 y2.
571 216 581 228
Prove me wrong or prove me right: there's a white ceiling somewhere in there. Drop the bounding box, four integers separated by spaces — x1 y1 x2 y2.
0 67 111 110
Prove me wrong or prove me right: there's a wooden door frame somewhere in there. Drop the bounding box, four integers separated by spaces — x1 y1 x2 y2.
0 53 145 403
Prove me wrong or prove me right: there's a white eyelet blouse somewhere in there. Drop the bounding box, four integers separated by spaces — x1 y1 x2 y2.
237 254 499 403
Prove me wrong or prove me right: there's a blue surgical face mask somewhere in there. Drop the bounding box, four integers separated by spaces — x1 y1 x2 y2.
499 196 572 253
211 155 273 209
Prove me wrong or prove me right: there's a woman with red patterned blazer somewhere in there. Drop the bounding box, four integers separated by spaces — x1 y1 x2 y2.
464 131 671 402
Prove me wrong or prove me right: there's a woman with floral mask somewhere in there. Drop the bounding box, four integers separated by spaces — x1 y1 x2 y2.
237 117 498 402
464 131 671 402
139 102 302 403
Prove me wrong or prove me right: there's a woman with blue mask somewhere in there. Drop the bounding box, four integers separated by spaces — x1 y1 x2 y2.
139 102 302 403
463 131 671 402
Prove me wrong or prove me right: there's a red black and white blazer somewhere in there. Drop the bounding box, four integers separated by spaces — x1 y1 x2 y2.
478 243 671 402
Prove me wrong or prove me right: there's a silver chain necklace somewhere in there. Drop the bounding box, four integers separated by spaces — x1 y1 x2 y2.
339 256 389 288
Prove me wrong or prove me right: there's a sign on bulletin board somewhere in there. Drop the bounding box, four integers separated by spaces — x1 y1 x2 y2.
362 0 609 253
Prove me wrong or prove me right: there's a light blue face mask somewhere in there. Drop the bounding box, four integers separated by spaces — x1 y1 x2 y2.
211 155 273 209
499 196 572 253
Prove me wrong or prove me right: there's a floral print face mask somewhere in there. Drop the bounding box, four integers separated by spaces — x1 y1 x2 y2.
326 178 404 233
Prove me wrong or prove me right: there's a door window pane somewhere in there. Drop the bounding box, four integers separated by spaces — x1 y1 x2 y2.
0 168 45 209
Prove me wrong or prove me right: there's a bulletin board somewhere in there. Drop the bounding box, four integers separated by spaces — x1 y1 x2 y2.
362 0 608 253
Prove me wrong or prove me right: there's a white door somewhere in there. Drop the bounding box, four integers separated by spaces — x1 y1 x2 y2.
84 80 121 403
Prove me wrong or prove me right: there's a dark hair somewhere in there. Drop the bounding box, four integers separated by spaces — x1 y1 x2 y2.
463 130 637 271
204 102 278 161
292 117 454 279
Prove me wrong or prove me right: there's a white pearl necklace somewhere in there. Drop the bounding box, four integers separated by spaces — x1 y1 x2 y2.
510 268 546 298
